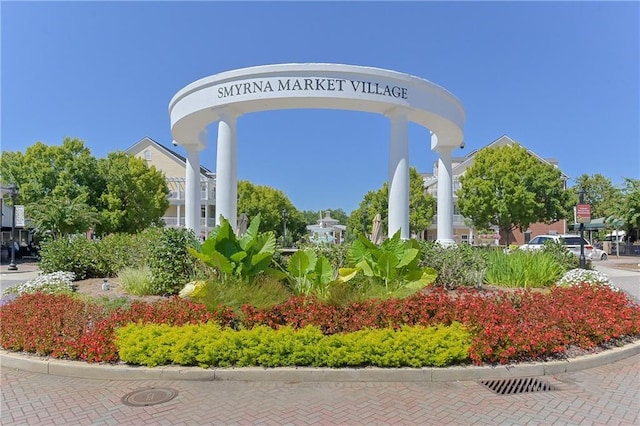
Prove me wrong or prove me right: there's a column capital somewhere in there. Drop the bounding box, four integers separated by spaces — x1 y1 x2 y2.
174 128 208 151
384 106 410 120
431 131 463 153
216 107 241 124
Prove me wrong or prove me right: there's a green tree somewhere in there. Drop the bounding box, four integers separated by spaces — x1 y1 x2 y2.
619 178 640 230
26 194 100 239
0 138 101 207
236 180 305 243
1 140 169 236
572 173 622 219
347 167 435 239
456 143 574 245
96 152 169 234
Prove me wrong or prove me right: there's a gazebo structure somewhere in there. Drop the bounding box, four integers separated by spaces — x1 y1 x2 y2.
169 63 465 244
306 211 346 244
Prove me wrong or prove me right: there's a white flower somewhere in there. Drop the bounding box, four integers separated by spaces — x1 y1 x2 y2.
3 271 75 296
556 268 619 291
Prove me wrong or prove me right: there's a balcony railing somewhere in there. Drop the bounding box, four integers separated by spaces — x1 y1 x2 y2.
161 217 217 228
431 214 467 225
167 191 216 202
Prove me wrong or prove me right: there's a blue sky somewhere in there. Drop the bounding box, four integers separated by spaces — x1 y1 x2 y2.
2 1 638 214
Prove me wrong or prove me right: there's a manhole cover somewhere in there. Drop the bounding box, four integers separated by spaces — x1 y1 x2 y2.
122 387 178 407
480 377 555 395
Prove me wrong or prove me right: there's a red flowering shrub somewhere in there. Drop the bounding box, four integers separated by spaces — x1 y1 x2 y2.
0 294 236 363
0 293 109 358
2 285 639 366
241 285 640 365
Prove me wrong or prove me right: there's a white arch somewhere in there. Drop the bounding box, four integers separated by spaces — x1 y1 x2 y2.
169 63 465 242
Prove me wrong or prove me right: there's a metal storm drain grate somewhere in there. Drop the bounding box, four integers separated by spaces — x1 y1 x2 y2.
480 377 556 395
122 387 178 407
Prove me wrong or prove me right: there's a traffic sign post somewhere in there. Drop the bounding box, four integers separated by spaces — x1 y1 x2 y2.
577 192 590 269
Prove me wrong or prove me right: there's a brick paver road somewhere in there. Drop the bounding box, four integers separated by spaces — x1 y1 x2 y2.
2 354 638 425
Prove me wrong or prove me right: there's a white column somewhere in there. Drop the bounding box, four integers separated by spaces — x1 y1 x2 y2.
388 110 410 239
433 133 455 246
215 113 238 230
176 203 181 227
185 146 202 237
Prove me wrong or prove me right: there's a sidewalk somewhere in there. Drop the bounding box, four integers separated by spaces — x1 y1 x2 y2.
0 260 41 294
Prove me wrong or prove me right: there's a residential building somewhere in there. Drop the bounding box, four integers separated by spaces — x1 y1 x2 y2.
422 135 568 245
125 137 217 237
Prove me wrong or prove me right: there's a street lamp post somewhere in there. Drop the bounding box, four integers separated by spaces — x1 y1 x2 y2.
282 209 288 247
7 184 18 271
578 189 586 269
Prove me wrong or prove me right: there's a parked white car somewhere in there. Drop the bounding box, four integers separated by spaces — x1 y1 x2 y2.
591 247 608 261
520 234 594 259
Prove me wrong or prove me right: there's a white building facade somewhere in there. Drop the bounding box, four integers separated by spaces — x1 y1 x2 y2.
126 137 217 237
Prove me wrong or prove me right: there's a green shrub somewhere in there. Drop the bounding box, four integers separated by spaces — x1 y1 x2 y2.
418 242 487 289
117 266 155 296
39 237 100 280
484 250 564 288
39 231 161 280
94 232 155 276
147 227 199 295
115 322 472 368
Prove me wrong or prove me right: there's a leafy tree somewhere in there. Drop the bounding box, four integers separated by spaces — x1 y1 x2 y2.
1 139 169 236
0 138 101 206
408 167 436 234
96 152 169 234
236 180 305 242
26 194 100 239
456 143 574 245
347 167 435 239
619 178 640 230
572 174 622 219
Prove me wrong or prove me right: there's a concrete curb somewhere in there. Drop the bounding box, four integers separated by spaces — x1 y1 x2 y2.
2 340 639 382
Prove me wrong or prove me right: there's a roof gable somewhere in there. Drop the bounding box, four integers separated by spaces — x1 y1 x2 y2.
125 137 215 178
452 135 568 178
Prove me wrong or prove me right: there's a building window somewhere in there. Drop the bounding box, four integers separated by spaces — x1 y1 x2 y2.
143 150 151 161
524 231 532 243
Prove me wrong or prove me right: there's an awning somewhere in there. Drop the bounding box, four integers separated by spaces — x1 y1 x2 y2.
568 217 606 231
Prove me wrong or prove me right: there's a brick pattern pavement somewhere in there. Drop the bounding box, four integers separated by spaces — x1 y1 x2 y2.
2 354 638 425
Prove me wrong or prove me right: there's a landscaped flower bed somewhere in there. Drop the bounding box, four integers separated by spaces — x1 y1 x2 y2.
1 283 638 367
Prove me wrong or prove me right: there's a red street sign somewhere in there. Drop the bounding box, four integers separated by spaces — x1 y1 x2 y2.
576 204 591 223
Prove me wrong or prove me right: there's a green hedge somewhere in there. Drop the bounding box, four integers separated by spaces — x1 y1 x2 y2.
38 231 159 279
115 322 472 368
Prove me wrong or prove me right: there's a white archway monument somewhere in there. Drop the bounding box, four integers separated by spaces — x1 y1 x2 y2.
169 63 465 244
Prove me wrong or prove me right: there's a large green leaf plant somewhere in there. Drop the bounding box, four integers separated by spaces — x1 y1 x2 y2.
187 214 279 283
285 249 336 298
338 231 437 298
